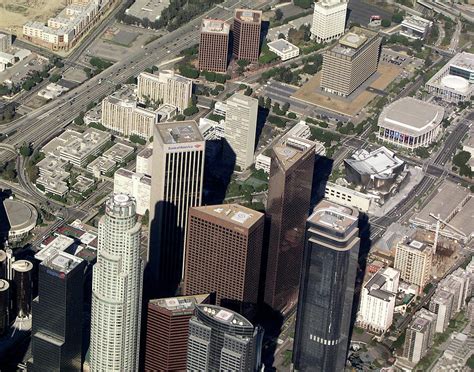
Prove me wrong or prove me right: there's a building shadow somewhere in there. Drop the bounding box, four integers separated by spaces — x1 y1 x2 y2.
255 106 270 152
0 191 12 248
310 155 334 208
203 138 236 205
260 20 270 49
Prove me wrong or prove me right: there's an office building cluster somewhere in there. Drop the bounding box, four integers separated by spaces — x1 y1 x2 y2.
199 9 262 73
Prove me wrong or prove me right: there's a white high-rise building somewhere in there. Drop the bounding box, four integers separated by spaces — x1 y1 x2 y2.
357 267 399 334
137 70 193 112
90 194 144 372
394 239 432 292
114 169 151 216
224 93 258 170
149 121 205 297
311 0 348 43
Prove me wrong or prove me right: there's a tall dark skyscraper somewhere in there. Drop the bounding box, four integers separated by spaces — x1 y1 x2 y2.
30 251 85 371
293 200 360 372
264 135 315 314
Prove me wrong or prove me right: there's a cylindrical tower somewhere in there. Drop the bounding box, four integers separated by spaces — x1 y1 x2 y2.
90 194 144 372
0 250 6 280
12 260 33 319
0 279 10 336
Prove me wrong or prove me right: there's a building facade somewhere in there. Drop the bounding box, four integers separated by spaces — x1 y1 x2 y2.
113 168 151 215
31 252 85 372
224 93 258 169
198 19 230 73
311 0 347 43
101 95 157 139
144 294 210 371
377 97 445 149
233 9 262 62
321 27 381 97
90 194 144 371
186 304 263 371
357 267 400 334
403 312 436 363
293 200 360 372
264 135 315 313
149 121 205 297
137 70 193 111
429 289 454 333
183 204 264 318
394 239 433 292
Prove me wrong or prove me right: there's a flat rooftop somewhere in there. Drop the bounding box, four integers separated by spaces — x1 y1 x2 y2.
399 238 431 252
234 9 262 23
308 199 358 233
272 134 315 170
155 120 204 145
3 199 37 232
42 251 83 275
268 39 299 54
197 304 253 327
103 143 134 161
365 271 395 301
201 18 230 34
315 0 347 8
402 15 432 29
125 0 171 21
330 26 377 57
138 146 153 159
447 196 474 238
378 97 444 136
345 146 404 179
412 181 469 226
450 51 474 72
150 294 210 312
195 204 264 229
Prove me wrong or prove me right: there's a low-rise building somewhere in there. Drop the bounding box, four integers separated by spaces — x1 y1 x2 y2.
432 332 474 371
137 70 192 112
425 52 474 103
198 117 224 140
399 15 432 40
255 154 271 173
287 121 312 140
324 182 374 213
267 39 300 61
213 101 226 117
125 0 170 22
113 168 151 215
36 155 70 196
357 267 400 334
102 143 134 163
1 199 37 243
87 156 116 177
377 97 445 149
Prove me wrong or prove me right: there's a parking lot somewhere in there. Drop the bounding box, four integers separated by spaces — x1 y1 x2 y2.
0 54 48 85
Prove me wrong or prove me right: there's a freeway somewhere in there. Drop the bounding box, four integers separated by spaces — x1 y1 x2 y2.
0 0 273 224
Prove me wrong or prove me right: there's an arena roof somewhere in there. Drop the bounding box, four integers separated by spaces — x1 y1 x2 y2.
378 97 444 136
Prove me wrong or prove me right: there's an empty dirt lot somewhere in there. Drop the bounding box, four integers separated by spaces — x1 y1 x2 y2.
0 0 64 36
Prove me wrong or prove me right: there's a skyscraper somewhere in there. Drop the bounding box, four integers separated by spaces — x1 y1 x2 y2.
264 135 315 313
293 200 360 372
186 304 263 371
183 204 264 318
0 279 9 337
199 19 230 73
90 194 144 372
402 312 436 363
311 0 347 43
224 93 258 170
143 294 211 371
233 9 262 62
394 238 432 292
149 121 205 297
11 260 33 319
31 251 85 371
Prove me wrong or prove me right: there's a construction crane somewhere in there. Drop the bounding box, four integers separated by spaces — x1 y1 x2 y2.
429 213 467 247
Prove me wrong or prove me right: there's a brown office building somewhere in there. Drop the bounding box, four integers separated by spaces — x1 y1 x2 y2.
264 135 315 314
183 204 264 319
321 26 381 97
198 19 230 73
233 9 262 62
143 293 211 371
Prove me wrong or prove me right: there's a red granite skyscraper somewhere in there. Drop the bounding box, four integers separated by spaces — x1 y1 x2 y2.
233 9 262 62
198 19 230 73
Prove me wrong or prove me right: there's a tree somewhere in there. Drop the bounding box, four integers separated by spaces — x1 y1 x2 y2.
392 13 404 24
381 19 391 28
453 151 471 168
49 74 61 83
183 106 199 116
19 143 33 157
274 9 283 21
294 0 312 9
237 59 250 68
244 87 253 96
142 210 149 225
75 112 85 126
